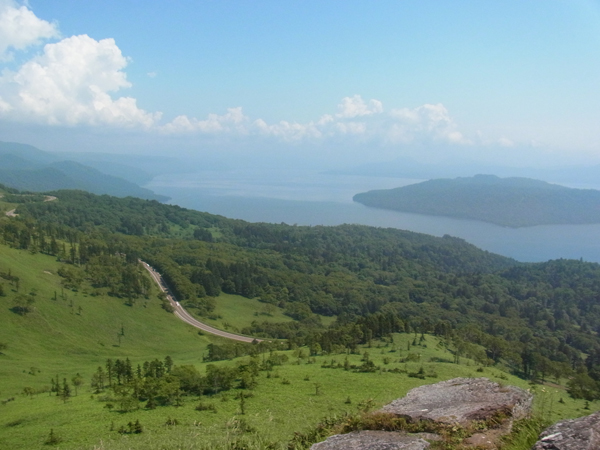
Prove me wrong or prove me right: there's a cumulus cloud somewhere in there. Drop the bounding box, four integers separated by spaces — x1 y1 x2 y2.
162 107 248 134
336 94 383 118
253 118 322 141
0 0 58 60
0 34 160 127
159 95 469 148
387 103 469 145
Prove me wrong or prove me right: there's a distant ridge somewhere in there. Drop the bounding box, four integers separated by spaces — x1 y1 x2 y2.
353 174 600 227
0 141 168 201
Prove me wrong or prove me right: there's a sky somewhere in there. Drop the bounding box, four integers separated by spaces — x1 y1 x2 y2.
0 0 599 168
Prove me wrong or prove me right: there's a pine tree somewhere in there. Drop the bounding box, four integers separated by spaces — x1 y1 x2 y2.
238 391 246 415
44 428 62 445
71 373 83 396
50 376 59 396
145 396 156 410
106 359 114 387
91 367 105 393
164 355 173 373
60 378 71 403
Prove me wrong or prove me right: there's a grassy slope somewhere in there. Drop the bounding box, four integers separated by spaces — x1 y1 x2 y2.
193 293 335 333
0 244 214 449
0 244 592 450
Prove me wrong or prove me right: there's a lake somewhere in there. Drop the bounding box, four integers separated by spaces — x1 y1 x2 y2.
146 170 600 264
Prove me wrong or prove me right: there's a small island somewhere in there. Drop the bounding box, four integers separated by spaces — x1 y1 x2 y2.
353 174 600 227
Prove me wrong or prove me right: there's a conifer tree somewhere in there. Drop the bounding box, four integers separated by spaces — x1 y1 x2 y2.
106 359 114 387
44 428 62 445
60 378 71 403
71 373 83 396
164 355 173 373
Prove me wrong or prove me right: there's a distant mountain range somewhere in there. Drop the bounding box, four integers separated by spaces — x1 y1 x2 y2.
353 174 600 227
0 141 168 201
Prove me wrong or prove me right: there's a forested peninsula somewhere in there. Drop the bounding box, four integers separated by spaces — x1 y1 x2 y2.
353 174 600 227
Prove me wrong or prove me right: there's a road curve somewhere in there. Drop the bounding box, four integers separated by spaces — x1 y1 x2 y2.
3 194 56 217
140 260 263 343
0 194 16 216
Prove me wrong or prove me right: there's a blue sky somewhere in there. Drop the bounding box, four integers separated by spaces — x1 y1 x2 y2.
1 0 599 167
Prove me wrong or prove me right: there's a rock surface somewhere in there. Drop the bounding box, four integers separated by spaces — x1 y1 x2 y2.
532 411 600 449
310 378 533 450
310 431 430 450
380 377 532 424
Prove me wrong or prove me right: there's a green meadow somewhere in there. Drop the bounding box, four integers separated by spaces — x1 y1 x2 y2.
0 242 592 450
194 293 335 333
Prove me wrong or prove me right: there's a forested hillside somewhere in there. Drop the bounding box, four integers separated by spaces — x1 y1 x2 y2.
4 188 600 400
353 174 600 227
0 141 167 201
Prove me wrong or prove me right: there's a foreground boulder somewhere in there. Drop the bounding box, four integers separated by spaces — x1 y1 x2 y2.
532 411 600 449
380 377 532 424
310 378 533 450
311 431 430 450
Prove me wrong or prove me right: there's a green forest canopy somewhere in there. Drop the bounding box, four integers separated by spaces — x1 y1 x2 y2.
4 189 600 398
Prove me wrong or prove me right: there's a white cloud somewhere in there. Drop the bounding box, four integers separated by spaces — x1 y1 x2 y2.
162 108 324 142
0 0 58 60
388 103 470 145
159 98 471 148
0 34 160 127
334 121 367 135
336 94 383 118
254 119 322 141
161 107 248 134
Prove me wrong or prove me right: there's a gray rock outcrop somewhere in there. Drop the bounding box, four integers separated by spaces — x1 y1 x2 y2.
310 378 533 450
310 431 430 450
532 411 600 449
380 377 532 424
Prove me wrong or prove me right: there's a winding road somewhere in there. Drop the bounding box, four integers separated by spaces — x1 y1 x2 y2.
140 260 263 343
1 193 262 342
3 194 57 217
1 192 263 343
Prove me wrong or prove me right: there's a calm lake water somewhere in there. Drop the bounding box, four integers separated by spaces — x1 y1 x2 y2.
146 170 600 264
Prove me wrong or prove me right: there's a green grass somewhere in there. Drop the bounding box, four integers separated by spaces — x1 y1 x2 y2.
0 245 210 378
196 293 294 333
0 242 594 450
0 198 12 214
188 293 336 333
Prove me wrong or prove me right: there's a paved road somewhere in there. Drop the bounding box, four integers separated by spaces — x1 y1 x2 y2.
0 194 15 216
3 194 56 217
140 260 263 343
